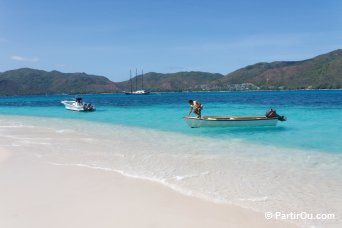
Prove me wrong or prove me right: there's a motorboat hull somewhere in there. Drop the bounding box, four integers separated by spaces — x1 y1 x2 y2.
61 101 95 112
184 116 279 128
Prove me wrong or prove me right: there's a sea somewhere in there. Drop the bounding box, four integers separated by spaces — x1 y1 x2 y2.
0 90 341 227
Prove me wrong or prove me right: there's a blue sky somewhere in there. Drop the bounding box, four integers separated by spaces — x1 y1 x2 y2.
0 0 341 81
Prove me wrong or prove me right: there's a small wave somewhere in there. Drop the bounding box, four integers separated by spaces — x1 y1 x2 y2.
47 162 227 205
21 141 51 145
238 196 269 202
56 129 74 133
173 171 210 181
0 125 25 128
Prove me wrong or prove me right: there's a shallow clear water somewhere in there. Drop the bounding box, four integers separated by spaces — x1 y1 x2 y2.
1 90 341 227
0 90 341 153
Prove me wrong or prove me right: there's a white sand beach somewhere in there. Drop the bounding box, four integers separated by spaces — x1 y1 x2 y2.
0 149 296 228
0 116 296 228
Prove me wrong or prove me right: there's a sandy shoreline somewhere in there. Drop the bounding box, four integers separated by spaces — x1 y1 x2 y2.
0 147 296 228
3 114 341 227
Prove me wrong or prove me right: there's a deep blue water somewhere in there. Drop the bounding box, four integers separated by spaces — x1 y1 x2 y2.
0 90 341 153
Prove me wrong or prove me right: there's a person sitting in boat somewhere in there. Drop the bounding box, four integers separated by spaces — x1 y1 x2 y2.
188 100 203 118
76 98 82 106
265 109 286 121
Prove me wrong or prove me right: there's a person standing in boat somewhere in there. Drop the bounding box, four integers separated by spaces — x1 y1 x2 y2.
188 100 203 118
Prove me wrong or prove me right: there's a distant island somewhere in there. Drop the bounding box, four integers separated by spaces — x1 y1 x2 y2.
0 49 341 96
0 69 118 96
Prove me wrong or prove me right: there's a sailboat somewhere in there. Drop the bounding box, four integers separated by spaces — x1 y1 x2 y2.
125 69 150 95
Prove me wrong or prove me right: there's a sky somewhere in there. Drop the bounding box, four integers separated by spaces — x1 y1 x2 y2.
0 0 341 81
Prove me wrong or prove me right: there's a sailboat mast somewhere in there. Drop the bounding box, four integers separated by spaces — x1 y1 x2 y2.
142 70 144 90
130 69 132 93
135 68 138 91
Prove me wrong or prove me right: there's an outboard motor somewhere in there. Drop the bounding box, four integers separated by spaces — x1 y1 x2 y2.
266 109 286 121
83 103 95 111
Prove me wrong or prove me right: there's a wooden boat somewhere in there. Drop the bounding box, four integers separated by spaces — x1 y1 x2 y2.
184 116 282 128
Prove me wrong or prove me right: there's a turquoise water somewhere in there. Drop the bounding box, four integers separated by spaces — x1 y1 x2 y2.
1 90 342 226
0 90 341 153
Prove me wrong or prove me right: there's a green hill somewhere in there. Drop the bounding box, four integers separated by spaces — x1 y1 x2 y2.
213 49 342 90
1 49 341 95
117 49 342 91
116 71 224 92
0 68 119 96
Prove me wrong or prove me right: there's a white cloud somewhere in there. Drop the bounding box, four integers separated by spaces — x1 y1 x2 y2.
11 55 39 62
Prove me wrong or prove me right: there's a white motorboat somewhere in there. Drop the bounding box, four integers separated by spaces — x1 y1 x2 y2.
61 98 95 112
184 110 286 128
